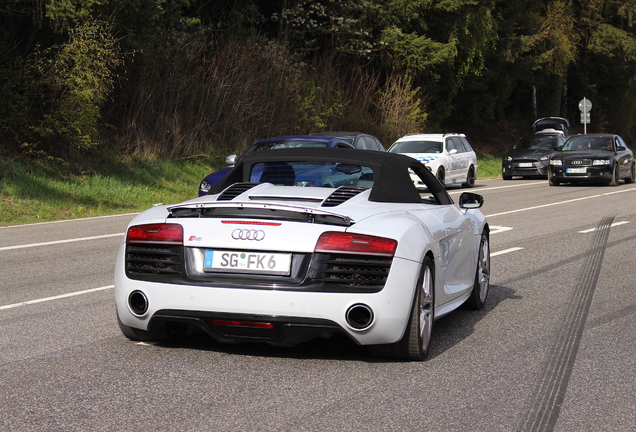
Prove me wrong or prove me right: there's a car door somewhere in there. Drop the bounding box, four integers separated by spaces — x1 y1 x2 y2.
446 137 465 182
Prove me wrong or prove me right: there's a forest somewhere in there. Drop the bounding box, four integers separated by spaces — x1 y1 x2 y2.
2 0 636 161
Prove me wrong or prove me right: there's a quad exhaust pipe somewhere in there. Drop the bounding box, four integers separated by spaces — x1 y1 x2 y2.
128 290 149 316
345 304 374 330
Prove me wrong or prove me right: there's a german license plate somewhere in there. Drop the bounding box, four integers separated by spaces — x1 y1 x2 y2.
204 250 292 275
566 167 587 174
517 162 533 167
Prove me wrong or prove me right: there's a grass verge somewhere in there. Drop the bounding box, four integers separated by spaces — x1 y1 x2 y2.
0 155 223 226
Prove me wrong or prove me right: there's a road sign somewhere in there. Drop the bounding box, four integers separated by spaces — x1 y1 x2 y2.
579 98 592 133
578 98 592 113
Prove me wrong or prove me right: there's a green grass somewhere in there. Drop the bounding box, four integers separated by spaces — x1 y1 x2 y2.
477 153 503 179
0 153 502 226
0 155 224 226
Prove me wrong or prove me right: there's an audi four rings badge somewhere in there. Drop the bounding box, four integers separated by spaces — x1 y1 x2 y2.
232 229 266 241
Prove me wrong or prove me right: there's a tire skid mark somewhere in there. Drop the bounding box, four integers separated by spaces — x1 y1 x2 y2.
518 216 614 432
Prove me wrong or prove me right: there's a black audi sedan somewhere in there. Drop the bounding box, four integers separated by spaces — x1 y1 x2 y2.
548 134 635 186
502 133 567 179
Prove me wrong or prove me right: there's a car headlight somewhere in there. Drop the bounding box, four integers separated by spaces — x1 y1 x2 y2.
592 159 610 165
539 156 550 161
505 156 513 161
550 159 562 166
199 180 211 194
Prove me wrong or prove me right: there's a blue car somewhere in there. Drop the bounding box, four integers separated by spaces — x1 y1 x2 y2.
198 136 354 195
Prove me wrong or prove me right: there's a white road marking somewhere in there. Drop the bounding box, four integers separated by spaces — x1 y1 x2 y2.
492 247 524 257
448 182 543 195
578 220 631 233
486 186 636 218
0 212 138 229
0 285 114 310
490 225 513 234
0 233 124 251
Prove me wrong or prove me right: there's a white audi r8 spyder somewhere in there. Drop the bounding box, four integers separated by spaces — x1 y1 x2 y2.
115 148 490 360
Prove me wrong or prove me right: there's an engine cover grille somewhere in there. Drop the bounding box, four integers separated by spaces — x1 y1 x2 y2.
313 253 392 292
126 244 181 276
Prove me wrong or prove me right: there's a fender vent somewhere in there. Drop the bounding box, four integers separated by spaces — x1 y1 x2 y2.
321 187 368 207
217 182 259 201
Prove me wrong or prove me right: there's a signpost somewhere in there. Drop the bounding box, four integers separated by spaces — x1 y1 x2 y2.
578 97 592 133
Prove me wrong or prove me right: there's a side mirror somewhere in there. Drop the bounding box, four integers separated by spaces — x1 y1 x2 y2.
225 154 237 165
459 192 484 209
448 148 458 155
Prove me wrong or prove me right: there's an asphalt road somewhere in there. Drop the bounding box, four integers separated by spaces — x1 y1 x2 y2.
1 179 635 432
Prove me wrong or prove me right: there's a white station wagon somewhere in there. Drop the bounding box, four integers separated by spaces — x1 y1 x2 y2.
388 133 478 188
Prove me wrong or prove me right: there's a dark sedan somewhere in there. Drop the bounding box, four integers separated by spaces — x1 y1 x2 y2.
548 134 635 186
502 133 567 179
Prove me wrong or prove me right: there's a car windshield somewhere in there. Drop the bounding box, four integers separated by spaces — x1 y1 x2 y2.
389 141 442 154
249 161 375 188
513 136 560 150
243 140 329 158
561 136 613 151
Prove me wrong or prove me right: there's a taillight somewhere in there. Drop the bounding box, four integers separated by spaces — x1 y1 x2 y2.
314 232 397 257
126 224 183 245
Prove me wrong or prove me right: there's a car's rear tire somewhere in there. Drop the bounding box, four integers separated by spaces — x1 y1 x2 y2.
548 176 560 186
463 232 490 310
462 166 476 188
436 168 445 185
625 163 635 184
609 163 619 186
369 256 435 361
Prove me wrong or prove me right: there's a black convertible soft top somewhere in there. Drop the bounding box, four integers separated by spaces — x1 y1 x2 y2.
208 147 453 205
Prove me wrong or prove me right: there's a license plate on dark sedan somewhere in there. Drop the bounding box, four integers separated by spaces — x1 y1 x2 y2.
204 250 292 275
517 162 533 167
566 167 587 174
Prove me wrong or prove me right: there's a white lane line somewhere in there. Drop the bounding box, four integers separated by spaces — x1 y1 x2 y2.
486 187 636 218
0 285 114 311
579 220 631 233
449 182 542 195
492 247 524 257
0 233 124 251
0 212 138 229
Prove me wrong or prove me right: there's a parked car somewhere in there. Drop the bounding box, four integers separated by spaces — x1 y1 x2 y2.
387 133 478 188
116 147 490 361
502 133 567 179
533 116 570 135
198 135 354 196
548 134 635 186
310 131 385 151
